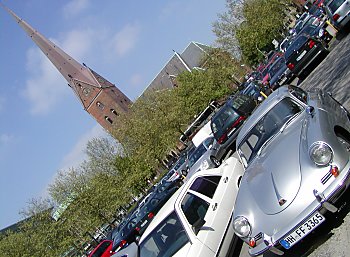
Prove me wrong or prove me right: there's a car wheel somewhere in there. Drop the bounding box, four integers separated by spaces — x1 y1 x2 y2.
210 156 221 167
337 134 350 153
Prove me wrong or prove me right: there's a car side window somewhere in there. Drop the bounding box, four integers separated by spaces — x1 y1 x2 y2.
181 193 209 226
190 176 221 198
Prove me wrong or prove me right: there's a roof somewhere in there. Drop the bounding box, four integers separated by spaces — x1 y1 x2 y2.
140 42 212 96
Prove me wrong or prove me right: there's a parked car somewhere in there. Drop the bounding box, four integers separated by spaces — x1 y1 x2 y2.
88 240 114 257
165 145 196 182
298 24 333 45
112 183 180 252
210 94 257 161
184 136 221 179
266 56 293 90
324 0 350 31
284 32 329 79
232 85 350 256
240 81 266 102
112 156 245 257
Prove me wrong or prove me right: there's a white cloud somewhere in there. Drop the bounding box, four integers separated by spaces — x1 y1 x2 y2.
60 124 108 170
22 48 68 115
111 23 140 57
63 0 90 18
62 29 95 60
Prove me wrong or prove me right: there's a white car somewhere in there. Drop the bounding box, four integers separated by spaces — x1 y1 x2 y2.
112 156 244 257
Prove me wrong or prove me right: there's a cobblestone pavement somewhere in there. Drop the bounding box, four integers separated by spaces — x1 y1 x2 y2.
237 32 350 257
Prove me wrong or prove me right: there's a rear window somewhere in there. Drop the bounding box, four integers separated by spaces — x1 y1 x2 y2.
211 106 240 138
328 0 346 13
285 35 308 59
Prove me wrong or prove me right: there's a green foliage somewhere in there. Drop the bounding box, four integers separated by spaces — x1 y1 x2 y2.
236 0 290 65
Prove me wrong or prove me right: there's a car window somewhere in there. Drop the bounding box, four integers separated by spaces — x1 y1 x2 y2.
190 176 221 198
238 98 303 165
203 137 214 149
285 35 308 59
181 193 209 226
139 211 189 257
328 0 346 13
188 144 207 167
211 106 240 137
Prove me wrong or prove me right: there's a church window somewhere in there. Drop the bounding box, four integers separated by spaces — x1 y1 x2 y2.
111 109 119 116
105 116 113 124
97 101 105 110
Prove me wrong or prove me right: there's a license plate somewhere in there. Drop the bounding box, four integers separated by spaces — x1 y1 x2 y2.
296 50 307 61
141 219 148 227
279 76 287 85
279 212 325 249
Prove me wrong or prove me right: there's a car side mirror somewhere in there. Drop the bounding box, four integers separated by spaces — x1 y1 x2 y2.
192 218 206 235
181 169 188 177
306 106 315 117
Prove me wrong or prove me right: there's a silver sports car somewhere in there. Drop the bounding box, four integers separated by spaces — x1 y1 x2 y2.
232 85 350 256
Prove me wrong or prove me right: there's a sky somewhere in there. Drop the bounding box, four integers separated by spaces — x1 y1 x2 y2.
0 0 227 229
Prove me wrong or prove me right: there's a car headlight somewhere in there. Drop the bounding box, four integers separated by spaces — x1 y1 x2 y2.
309 142 333 166
318 28 324 38
200 160 209 170
233 216 251 238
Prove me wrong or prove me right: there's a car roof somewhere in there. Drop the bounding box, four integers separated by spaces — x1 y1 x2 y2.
236 86 291 147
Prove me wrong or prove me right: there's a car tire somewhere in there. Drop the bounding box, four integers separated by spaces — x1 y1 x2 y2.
210 156 221 167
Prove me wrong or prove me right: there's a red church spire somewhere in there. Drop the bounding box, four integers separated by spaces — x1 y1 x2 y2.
1 3 132 132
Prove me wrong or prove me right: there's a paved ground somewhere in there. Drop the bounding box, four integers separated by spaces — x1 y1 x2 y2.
236 32 350 257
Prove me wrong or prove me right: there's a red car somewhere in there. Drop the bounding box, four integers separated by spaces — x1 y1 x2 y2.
88 240 114 257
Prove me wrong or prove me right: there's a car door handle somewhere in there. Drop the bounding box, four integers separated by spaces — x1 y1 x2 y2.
212 203 218 211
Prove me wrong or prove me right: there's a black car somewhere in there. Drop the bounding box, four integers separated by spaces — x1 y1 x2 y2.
210 94 256 161
284 33 329 79
267 56 293 90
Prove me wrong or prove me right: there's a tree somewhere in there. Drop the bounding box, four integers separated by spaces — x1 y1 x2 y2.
212 0 245 59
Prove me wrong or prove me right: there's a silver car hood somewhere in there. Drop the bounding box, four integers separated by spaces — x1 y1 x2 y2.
243 123 302 215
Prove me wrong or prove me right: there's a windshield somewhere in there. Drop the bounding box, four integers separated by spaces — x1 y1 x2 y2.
188 144 207 167
285 35 308 59
329 0 346 13
238 98 302 166
139 211 189 257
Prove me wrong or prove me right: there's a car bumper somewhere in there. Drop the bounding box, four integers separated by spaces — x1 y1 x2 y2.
248 160 350 256
212 127 242 160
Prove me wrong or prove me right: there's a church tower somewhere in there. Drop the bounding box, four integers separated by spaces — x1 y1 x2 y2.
2 4 132 133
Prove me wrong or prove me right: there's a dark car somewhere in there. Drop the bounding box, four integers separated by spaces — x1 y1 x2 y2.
284 33 329 79
210 94 256 161
240 81 262 100
298 23 333 45
111 184 180 253
267 57 293 90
